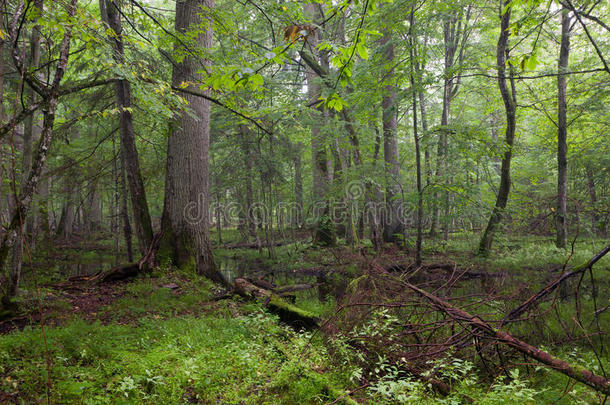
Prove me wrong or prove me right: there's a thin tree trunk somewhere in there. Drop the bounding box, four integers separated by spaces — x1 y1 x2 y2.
112 133 121 263
240 125 257 240
556 6 571 248
37 174 50 239
100 0 153 254
410 8 423 265
294 142 304 229
0 29 4 231
160 0 222 284
8 0 43 299
1 0 78 305
478 0 517 255
367 127 383 250
120 155 133 262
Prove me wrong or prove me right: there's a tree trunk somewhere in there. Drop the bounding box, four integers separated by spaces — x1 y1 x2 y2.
555 6 570 249
57 183 76 239
1 0 77 306
304 3 334 246
240 125 257 240
87 181 102 232
478 0 517 255
233 278 320 329
100 0 153 254
161 0 222 284
410 9 423 265
294 142 304 229
430 8 470 237
367 128 383 251
120 155 134 262
37 174 50 239
8 0 43 299
380 30 401 243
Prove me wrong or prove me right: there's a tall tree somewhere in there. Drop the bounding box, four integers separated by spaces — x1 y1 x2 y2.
100 0 153 254
555 6 571 248
380 28 401 243
430 4 471 238
409 7 423 266
478 0 517 255
8 0 43 300
160 0 223 283
303 2 334 246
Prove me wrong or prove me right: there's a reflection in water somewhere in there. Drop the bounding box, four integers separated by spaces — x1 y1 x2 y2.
70 262 106 277
219 256 245 283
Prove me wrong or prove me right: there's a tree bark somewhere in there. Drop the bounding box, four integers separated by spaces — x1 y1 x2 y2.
240 125 257 240
478 0 517 255
409 9 423 265
294 142 304 229
380 30 401 243
303 3 334 246
430 7 470 238
100 0 153 254
8 0 43 299
555 6 570 249
161 0 223 284
120 154 134 262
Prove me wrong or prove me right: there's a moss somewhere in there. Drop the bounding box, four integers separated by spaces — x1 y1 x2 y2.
267 294 320 330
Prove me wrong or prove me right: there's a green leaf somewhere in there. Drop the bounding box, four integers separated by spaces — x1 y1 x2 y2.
357 44 369 60
527 54 538 71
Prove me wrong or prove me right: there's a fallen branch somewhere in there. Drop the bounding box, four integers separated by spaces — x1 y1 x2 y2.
501 245 610 326
396 274 610 395
385 262 504 279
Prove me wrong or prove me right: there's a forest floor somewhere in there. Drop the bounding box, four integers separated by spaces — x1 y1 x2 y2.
0 231 608 404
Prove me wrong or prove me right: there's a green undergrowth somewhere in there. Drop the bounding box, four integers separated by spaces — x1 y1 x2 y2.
424 234 610 275
2 235 608 404
0 285 352 404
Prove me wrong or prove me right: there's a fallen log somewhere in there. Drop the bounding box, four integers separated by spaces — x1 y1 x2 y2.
501 245 610 326
92 233 162 283
395 273 610 395
234 278 320 329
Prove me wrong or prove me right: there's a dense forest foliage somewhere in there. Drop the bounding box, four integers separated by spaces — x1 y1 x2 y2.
0 0 608 403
